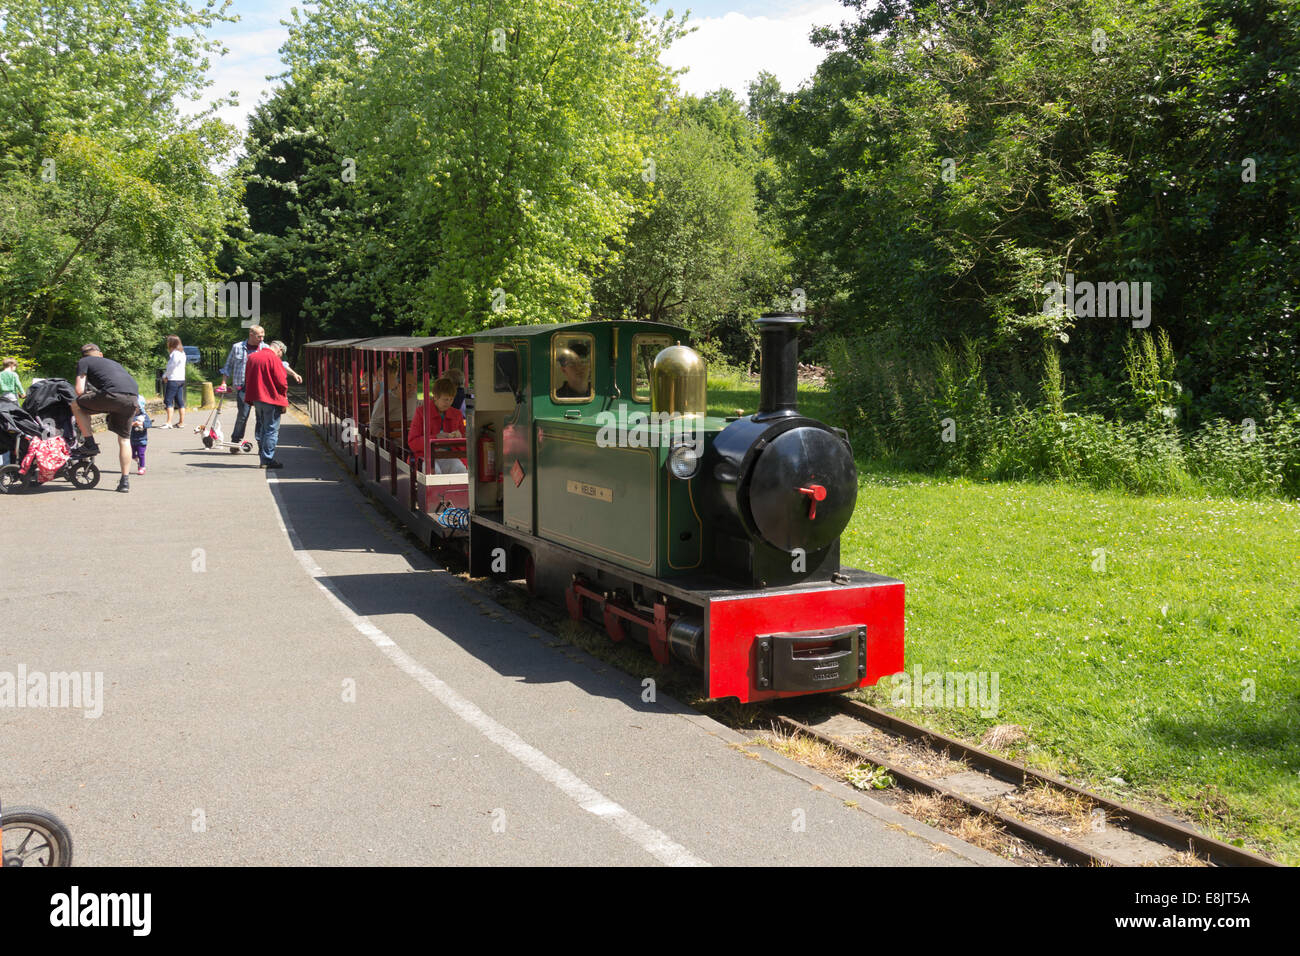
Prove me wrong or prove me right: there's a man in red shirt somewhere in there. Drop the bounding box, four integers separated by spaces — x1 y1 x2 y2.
243 339 289 470
408 376 467 473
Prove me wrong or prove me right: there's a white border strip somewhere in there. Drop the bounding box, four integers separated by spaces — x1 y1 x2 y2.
266 475 707 867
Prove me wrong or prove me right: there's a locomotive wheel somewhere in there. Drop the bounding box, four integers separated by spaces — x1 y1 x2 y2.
1 806 73 867
70 460 100 489
0 464 24 494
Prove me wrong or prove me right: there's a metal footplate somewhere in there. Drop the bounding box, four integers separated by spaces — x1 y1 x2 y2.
755 625 866 693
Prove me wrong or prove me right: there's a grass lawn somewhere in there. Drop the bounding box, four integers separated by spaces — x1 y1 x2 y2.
710 374 1300 863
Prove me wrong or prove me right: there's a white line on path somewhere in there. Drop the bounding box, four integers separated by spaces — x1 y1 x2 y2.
266 474 709 867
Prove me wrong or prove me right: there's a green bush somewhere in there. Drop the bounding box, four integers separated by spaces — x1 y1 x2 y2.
0 315 31 371
1186 406 1300 499
824 330 942 466
933 339 998 473
1122 329 1185 425
824 325 1300 500
695 336 750 381
985 409 1195 495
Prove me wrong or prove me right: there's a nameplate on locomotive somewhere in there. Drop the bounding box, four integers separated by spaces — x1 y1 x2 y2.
566 479 613 502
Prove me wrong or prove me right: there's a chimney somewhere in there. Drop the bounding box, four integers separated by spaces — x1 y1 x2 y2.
754 312 804 421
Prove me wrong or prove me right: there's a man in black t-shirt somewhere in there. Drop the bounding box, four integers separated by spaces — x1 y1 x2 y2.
71 343 140 493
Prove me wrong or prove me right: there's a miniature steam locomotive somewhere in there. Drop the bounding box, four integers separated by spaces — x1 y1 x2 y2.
305 315 903 703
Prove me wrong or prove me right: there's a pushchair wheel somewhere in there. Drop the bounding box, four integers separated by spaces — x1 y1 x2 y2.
69 460 100 489
0 465 25 494
240 441 253 454
1 805 74 867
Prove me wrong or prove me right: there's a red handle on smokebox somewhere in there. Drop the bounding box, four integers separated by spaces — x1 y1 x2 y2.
798 484 827 519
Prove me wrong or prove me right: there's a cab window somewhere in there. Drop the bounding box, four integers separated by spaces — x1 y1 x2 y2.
631 334 674 403
551 332 594 403
493 346 519 394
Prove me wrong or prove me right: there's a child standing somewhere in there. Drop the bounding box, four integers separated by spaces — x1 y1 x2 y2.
0 357 25 403
0 358 21 466
130 395 152 475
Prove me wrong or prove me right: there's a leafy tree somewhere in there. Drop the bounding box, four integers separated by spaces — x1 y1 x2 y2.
745 70 786 222
767 0 1300 421
274 0 684 335
592 91 788 365
234 76 385 362
0 0 239 375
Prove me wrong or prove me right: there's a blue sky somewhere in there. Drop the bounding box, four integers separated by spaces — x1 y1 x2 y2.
194 1 855 134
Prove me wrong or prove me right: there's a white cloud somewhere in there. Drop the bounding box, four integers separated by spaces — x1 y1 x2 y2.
191 52 286 133
660 2 849 100
218 26 292 59
180 12 293 136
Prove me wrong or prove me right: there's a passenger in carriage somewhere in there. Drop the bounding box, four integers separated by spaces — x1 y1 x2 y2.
446 366 466 414
407 376 467 474
370 355 418 443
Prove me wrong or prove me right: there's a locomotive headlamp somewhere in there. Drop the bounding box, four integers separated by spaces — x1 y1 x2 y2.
668 442 700 479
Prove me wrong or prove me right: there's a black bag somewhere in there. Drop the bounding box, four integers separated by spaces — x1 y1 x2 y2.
23 378 78 442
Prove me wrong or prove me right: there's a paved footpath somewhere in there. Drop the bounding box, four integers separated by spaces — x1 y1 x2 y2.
0 405 1010 866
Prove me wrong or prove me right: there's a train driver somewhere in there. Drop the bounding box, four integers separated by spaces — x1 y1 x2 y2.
555 342 591 398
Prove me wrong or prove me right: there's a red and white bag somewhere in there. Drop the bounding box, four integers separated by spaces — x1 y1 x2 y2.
20 435 71 483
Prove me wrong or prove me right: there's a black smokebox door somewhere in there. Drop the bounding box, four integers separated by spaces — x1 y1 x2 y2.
746 426 857 553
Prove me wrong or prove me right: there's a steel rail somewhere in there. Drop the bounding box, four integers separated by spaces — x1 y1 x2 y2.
786 696 1278 867
774 714 1117 866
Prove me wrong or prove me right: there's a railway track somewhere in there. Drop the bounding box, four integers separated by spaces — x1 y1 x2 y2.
768 696 1279 867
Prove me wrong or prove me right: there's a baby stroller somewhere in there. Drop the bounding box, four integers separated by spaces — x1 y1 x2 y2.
195 385 254 453
0 392 100 493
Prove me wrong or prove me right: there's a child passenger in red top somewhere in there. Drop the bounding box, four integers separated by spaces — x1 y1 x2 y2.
408 376 467 472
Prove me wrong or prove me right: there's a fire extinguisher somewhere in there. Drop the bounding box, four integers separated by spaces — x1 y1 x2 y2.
477 423 498 482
